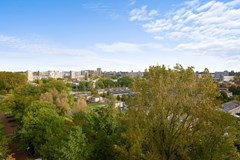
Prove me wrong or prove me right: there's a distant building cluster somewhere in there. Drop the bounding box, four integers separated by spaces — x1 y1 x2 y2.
26 68 144 82
26 68 102 81
195 70 235 82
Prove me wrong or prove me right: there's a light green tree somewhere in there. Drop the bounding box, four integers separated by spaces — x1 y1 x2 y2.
19 101 90 159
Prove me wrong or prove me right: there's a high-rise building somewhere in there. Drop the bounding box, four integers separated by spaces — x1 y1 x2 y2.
26 70 33 82
97 68 102 76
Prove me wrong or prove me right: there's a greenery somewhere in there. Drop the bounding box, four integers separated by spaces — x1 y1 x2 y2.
229 86 240 95
0 122 9 159
0 72 27 94
122 65 240 159
0 65 240 159
89 103 107 109
95 76 133 89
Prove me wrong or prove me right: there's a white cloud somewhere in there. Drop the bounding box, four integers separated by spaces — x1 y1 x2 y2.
130 5 158 21
196 1 216 12
129 0 136 6
132 0 240 58
184 0 200 7
154 36 164 40
95 42 173 53
96 42 142 53
176 39 240 56
0 35 95 57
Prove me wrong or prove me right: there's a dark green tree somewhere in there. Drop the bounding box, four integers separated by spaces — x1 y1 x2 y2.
117 76 133 87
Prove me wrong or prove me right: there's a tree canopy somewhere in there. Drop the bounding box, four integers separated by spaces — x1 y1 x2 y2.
123 65 239 160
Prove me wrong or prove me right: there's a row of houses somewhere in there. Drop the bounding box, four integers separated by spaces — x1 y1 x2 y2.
222 100 240 118
97 87 134 97
71 91 126 109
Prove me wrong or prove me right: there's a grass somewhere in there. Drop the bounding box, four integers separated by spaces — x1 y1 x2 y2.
89 103 107 109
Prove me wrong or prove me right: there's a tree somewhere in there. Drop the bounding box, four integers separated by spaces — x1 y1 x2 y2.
0 122 9 159
41 79 68 93
40 89 71 116
19 101 65 156
123 65 239 160
79 81 90 91
117 76 133 87
73 98 87 113
73 108 127 160
218 91 229 103
41 126 90 160
102 78 115 88
95 80 105 89
116 95 121 101
229 86 240 95
13 84 43 121
19 101 90 159
0 72 27 94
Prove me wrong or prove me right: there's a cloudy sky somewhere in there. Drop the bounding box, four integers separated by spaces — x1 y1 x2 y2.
0 0 240 72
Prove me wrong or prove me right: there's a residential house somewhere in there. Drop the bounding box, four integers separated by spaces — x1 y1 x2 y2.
222 100 240 118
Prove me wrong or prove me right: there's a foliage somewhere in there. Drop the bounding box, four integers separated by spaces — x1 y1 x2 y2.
0 122 9 159
117 76 133 87
229 86 240 95
218 91 229 103
13 79 69 121
73 98 87 113
79 81 90 91
123 65 239 159
0 72 27 94
95 80 105 89
40 79 68 93
0 95 15 113
5 154 16 160
19 101 90 159
13 84 43 121
40 89 71 116
233 76 240 85
73 108 127 160
19 101 64 153
41 126 90 160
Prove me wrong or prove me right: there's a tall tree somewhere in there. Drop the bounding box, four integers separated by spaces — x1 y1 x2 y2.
0 72 27 94
123 65 239 160
40 89 71 116
19 101 89 159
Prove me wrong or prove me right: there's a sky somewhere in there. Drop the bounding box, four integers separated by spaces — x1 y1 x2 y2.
0 0 240 72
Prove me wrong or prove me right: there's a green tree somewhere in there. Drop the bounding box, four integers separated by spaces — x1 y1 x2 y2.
73 108 126 160
123 65 239 160
19 101 65 155
0 72 27 94
0 122 9 159
95 80 105 89
103 79 115 88
79 81 90 91
41 79 68 93
218 91 229 103
229 86 240 95
117 76 133 87
41 126 90 160
19 101 90 159
13 84 42 121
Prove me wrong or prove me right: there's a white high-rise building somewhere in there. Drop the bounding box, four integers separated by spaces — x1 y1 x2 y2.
26 70 34 82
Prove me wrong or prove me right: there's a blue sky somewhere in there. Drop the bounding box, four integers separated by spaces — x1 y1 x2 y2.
0 0 240 72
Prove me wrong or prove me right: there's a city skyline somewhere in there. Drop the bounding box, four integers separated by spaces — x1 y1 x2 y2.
0 0 240 72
